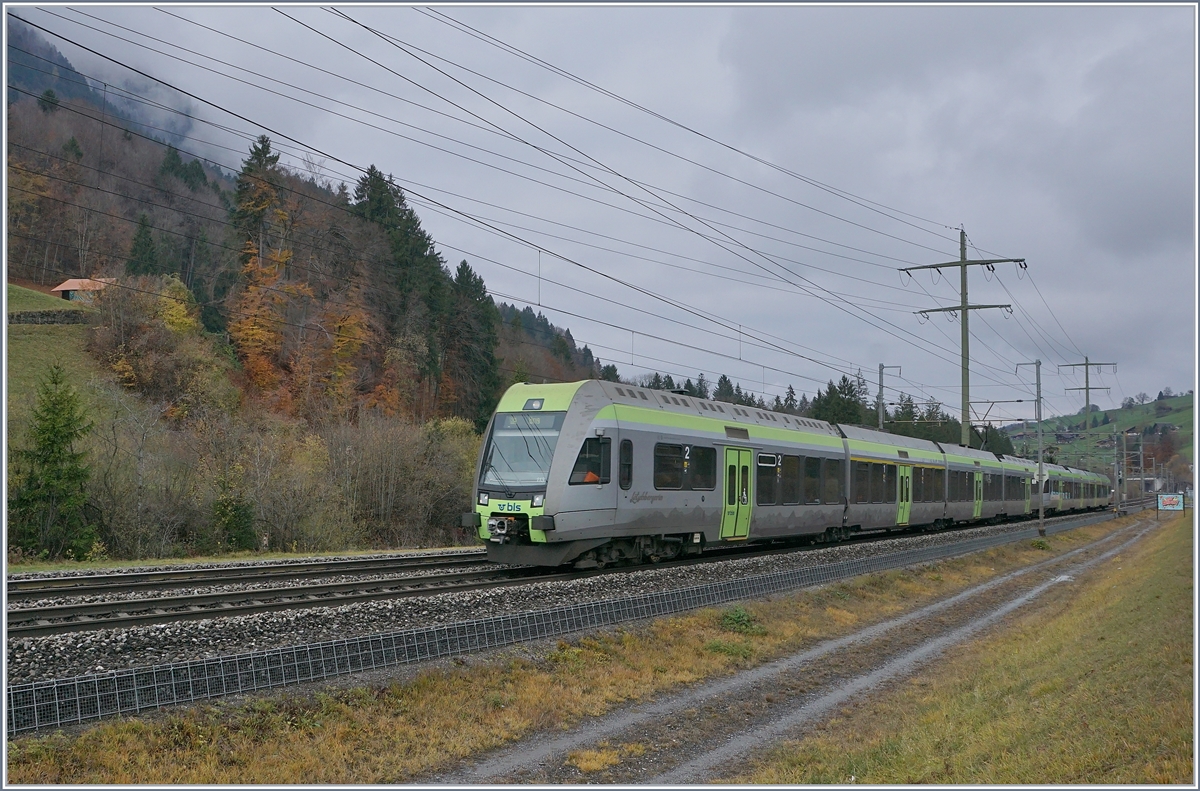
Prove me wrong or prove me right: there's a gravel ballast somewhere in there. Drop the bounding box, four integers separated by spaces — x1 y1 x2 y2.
5 519 1092 684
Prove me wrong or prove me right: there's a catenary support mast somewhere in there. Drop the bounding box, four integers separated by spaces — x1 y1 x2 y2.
901 230 1021 446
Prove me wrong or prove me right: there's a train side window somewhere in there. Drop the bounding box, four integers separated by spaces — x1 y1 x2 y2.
854 462 870 503
653 444 684 489
690 446 716 490
782 455 802 505
885 464 897 504
870 463 884 503
757 454 779 505
619 439 633 490
932 468 945 501
914 468 925 502
948 470 959 502
824 458 844 504
569 437 611 485
802 457 821 504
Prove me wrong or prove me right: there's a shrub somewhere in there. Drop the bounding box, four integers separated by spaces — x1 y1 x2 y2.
720 605 767 635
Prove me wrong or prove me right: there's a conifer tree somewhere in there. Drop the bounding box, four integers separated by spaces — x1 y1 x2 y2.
714 375 735 402
8 365 97 559
125 214 158 275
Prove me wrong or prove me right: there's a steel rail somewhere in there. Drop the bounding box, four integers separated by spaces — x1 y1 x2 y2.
6 566 555 638
6 551 488 601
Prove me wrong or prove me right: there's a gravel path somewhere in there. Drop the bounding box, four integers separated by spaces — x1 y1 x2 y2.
429 517 1151 784
4 519 1085 684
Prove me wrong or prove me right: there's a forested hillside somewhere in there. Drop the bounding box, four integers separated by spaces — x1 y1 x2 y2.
4 24 618 561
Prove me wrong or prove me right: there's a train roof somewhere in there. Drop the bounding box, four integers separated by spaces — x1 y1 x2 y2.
837 424 943 453
592 380 842 437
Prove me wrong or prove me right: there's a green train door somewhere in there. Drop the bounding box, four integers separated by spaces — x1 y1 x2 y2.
973 472 984 519
896 465 912 525
721 447 752 540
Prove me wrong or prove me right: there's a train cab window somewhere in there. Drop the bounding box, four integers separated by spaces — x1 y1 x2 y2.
823 459 844 504
619 440 633 490
782 455 802 505
757 454 780 505
885 464 897 504
870 463 885 503
690 446 716 490
803 457 821 504
653 444 684 489
854 462 870 504
569 437 611 485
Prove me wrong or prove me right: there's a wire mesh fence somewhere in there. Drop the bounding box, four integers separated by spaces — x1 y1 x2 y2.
7 512 1114 736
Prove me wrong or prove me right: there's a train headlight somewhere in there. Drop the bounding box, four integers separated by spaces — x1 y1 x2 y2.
532 494 545 507
478 492 489 506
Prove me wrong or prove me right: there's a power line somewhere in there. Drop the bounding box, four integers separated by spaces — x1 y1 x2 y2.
15 12 1039 401
418 7 960 242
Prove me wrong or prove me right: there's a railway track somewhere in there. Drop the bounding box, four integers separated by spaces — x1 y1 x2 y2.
7 507 1135 639
5 551 488 601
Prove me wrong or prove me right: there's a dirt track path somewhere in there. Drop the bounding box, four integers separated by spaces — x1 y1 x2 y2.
430 517 1153 784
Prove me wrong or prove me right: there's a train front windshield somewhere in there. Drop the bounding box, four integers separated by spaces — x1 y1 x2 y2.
481 412 566 488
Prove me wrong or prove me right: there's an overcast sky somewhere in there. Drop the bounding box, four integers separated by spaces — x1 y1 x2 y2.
11 4 1196 424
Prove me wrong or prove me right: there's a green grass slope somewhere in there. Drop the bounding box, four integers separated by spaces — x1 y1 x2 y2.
7 283 89 312
1008 394 1193 466
6 324 107 447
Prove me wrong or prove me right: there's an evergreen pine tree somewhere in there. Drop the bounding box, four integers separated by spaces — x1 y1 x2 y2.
783 385 797 413
125 214 158 275
714 375 735 402
8 365 96 559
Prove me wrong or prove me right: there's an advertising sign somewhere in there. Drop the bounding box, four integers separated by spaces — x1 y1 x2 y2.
1157 493 1184 511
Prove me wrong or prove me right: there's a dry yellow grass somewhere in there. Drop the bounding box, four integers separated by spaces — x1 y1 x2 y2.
567 741 646 772
728 513 1195 784
6 515 1146 783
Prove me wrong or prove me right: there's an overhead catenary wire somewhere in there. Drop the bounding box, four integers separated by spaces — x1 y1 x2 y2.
312 7 998 373
54 8 939 275
417 6 961 241
14 10 1065 408
9 14 974 372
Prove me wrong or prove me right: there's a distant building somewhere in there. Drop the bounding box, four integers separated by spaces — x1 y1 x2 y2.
50 278 114 302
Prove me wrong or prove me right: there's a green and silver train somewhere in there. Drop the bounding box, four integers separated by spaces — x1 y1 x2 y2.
462 381 1113 568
